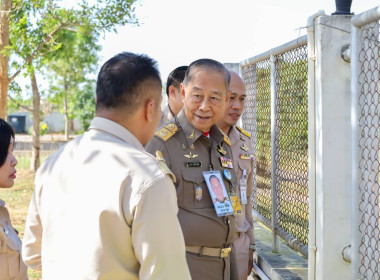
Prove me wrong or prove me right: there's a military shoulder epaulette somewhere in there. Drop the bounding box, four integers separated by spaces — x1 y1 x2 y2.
155 123 178 141
236 125 251 138
223 133 231 146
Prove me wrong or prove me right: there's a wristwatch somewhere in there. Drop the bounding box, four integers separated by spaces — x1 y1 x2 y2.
249 244 256 251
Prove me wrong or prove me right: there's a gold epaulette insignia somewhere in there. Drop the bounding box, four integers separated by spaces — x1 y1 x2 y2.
236 125 251 138
223 134 231 146
158 161 176 183
165 123 178 134
155 150 176 183
155 123 178 141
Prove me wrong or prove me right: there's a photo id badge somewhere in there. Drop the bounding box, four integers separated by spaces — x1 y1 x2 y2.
230 195 243 215
203 170 234 217
240 179 248 204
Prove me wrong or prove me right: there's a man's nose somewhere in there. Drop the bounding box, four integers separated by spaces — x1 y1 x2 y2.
231 100 242 110
199 98 211 111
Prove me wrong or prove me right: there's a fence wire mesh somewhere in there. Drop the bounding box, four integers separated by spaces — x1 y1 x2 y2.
358 21 380 280
241 43 309 255
242 60 272 222
274 46 309 246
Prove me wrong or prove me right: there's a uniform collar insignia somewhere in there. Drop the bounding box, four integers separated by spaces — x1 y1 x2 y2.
223 134 231 146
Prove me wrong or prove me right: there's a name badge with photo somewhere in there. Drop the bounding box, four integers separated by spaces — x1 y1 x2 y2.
203 170 234 217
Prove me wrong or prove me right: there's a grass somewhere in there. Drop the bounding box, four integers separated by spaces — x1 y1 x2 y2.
0 152 52 280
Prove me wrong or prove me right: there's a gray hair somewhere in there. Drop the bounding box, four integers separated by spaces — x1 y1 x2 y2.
183 58 230 92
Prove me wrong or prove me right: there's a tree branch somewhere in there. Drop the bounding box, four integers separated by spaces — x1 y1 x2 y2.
8 22 77 83
8 95 33 112
60 27 79 32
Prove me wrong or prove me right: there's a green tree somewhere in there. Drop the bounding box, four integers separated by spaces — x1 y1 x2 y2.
72 81 96 131
0 0 11 119
44 25 99 139
3 0 137 171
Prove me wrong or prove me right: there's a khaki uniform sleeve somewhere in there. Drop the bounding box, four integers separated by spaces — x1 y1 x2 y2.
22 185 43 271
131 177 191 280
245 158 255 244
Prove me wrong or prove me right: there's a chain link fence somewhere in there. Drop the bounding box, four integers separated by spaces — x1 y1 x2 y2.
357 21 380 280
274 46 309 247
242 60 272 223
241 37 309 256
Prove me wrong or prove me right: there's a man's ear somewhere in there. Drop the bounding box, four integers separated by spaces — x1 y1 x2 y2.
180 83 186 102
168 85 176 97
145 98 155 122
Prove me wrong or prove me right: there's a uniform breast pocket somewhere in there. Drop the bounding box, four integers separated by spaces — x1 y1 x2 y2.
181 171 213 209
0 227 23 280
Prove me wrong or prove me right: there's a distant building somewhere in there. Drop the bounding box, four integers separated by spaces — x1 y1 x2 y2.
8 111 83 134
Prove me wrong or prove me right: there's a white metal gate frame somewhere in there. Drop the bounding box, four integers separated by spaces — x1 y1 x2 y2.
240 35 309 257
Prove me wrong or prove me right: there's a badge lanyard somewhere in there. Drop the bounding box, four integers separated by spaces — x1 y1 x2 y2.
223 169 242 215
240 169 248 205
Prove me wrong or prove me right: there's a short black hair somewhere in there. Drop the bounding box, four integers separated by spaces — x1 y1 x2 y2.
96 52 162 112
183 59 230 91
0 118 15 167
166 65 188 96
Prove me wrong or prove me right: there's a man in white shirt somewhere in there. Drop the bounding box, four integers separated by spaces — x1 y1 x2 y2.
22 52 191 280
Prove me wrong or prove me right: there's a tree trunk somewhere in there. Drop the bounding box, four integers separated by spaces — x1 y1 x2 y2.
63 77 70 140
64 94 69 140
0 0 11 119
30 69 40 171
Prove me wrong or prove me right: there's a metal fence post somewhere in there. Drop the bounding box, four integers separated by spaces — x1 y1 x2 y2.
307 10 325 280
350 16 361 280
270 52 279 253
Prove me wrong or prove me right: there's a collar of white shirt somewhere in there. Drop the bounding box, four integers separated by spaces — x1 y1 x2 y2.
88 117 144 152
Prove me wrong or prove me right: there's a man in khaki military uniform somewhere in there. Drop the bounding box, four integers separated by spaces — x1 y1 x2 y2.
159 65 188 127
22 52 191 280
146 59 239 280
217 71 255 280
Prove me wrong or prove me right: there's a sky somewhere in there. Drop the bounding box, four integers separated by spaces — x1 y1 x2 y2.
94 0 380 81
15 0 380 95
